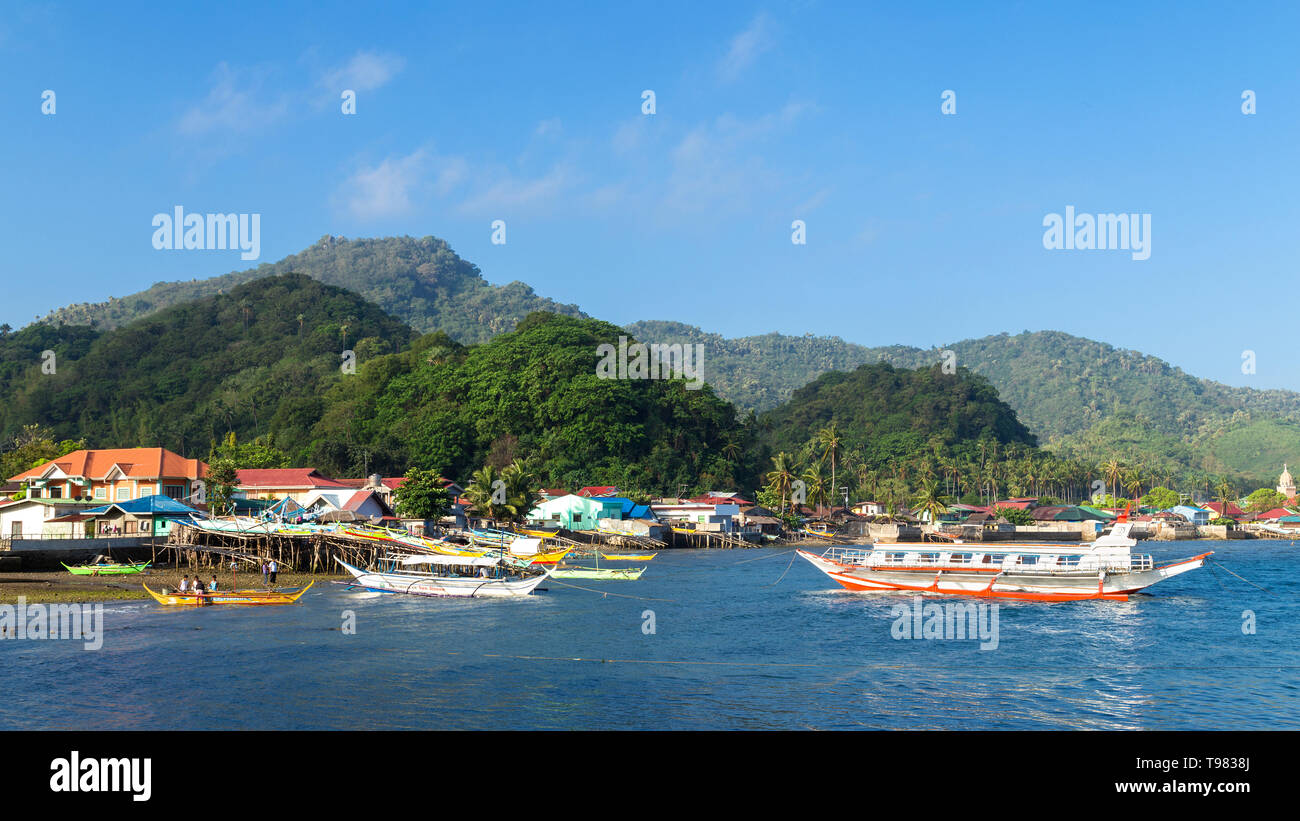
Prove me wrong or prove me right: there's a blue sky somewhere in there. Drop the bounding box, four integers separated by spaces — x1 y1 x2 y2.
2 1 1298 389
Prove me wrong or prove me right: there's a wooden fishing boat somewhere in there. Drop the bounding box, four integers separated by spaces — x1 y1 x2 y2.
142 581 314 606
552 551 645 580
335 554 550 598
600 552 657 561
551 565 645 580
63 560 151 576
521 547 571 565
519 527 562 539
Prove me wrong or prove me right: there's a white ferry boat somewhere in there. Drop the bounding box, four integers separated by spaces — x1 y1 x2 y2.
797 516 1210 602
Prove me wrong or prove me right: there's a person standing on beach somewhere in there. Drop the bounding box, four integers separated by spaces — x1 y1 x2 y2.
268 559 278 586
179 575 189 592
261 560 269 587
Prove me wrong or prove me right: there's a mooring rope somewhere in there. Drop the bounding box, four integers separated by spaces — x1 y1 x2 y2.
543 578 677 602
764 550 800 587
1208 560 1272 595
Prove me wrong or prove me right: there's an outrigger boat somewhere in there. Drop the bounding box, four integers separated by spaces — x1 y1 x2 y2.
63 560 151 576
551 552 646 580
551 565 645 580
797 513 1210 602
335 553 551 598
600 552 657 561
142 581 313 606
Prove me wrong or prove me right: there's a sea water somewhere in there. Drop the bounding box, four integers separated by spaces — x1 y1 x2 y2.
1 541 1297 730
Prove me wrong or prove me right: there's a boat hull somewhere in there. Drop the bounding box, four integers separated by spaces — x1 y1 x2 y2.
142 581 313 606
797 550 1210 602
335 558 549 598
64 562 150 576
551 566 645 580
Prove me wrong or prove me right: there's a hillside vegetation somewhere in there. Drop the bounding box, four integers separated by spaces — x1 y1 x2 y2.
42 235 585 344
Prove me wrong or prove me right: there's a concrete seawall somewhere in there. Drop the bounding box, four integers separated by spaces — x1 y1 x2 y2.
0 537 160 571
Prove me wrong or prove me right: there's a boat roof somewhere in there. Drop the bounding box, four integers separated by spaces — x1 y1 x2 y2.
397 553 501 568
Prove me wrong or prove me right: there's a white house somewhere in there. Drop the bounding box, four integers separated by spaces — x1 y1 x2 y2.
0 497 103 539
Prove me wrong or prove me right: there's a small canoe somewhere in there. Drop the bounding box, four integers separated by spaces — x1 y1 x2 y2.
63 561 151 576
142 581 314 606
551 566 645 580
600 552 657 561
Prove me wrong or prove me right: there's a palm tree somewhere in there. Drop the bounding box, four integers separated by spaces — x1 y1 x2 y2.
501 460 539 523
466 465 510 524
816 423 842 496
1103 459 1123 499
1124 471 1143 508
912 478 947 525
765 452 797 513
801 465 829 514
1216 478 1236 520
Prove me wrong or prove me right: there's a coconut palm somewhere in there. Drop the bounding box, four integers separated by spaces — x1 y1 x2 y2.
801 465 829 513
912 478 948 525
500 460 539 523
465 465 510 524
765 452 797 513
1123 470 1144 507
816 423 843 496
1103 459 1123 499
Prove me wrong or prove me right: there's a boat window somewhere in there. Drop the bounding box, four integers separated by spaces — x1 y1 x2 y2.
886 552 905 563
950 553 972 563
920 552 941 564
981 554 995 563
1018 555 1037 565
1059 555 1082 567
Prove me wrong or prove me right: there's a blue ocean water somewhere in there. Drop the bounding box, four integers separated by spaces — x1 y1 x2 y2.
2 541 1298 730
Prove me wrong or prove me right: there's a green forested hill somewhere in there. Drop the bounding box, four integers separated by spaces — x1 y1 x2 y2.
41 235 585 344
759 362 1037 466
1 273 416 459
4 290 756 493
305 313 756 492
26 232 1300 487
624 322 1300 483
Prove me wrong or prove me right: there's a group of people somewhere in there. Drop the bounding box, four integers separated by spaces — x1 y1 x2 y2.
178 575 218 594
173 558 279 595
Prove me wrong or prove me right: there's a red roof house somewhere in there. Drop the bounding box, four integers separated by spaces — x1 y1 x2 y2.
1204 501 1246 518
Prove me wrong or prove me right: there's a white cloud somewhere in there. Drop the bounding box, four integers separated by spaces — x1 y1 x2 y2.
177 63 289 135
340 149 430 220
718 13 773 82
320 51 404 93
457 165 577 215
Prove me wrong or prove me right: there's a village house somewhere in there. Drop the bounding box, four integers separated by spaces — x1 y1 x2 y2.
233 468 355 503
1171 505 1211 526
0 497 103 539
334 474 465 510
73 494 204 538
651 498 742 533
850 501 886 517
736 505 782 536
1203 501 1246 520
527 493 625 530
7 447 207 505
